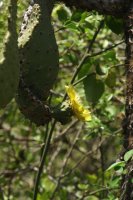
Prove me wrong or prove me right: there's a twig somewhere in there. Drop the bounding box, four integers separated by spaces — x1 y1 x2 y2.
52 119 79 144
70 20 105 85
99 135 105 199
55 26 66 33
33 19 105 200
0 166 36 178
73 40 124 88
50 89 64 97
62 20 104 101
73 72 95 86
41 123 49 157
74 63 125 86
47 142 62 172
50 125 83 199
80 186 118 200
60 138 105 179
86 40 124 58
33 120 56 200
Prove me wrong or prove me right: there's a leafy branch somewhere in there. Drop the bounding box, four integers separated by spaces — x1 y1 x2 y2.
33 19 105 200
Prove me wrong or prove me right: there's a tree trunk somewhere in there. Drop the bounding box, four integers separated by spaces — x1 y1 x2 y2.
120 2 133 200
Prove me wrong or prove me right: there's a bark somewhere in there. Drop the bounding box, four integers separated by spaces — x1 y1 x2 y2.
58 0 130 17
120 2 133 200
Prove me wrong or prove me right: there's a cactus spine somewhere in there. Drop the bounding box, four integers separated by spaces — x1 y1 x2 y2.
0 0 19 108
16 0 59 125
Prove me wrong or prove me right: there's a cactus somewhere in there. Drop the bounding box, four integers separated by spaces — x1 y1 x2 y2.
0 0 19 108
16 0 59 125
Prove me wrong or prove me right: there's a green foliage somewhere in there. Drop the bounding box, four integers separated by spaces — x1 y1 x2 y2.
105 16 124 35
107 161 125 171
0 2 125 200
124 149 133 162
83 74 105 105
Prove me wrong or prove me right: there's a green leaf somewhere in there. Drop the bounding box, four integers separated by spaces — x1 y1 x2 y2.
105 70 117 88
78 183 88 190
42 176 56 192
103 50 116 62
78 58 96 79
124 150 133 162
83 74 105 104
57 8 68 22
85 196 99 200
65 21 79 32
96 64 108 75
71 10 83 22
105 16 124 34
37 193 49 200
78 64 92 79
106 161 125 171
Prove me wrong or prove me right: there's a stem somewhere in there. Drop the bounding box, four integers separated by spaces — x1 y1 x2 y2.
50 125 83 200
40 123 49 157
71 20 105 85
0 188 4 200
63 20 104 101
33 120 56 200
87 40 124 58
73 72 95 86
33 19 105 200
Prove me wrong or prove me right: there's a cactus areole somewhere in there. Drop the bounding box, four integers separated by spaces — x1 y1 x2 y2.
16 0 59 125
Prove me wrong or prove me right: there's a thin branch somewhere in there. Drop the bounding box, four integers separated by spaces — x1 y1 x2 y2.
80 186 118 200
52 119 79 144
41 123 49 157
33 19 105 200
49 138 105 199
50 125 83 200
33 120 56 200
47 142 62 172
60 138 105 178
99 135 105 199
0 166 36 180
87 40 124 58
70 20 104 85
63 20 104 101
74 63 124 87
73 72 95 86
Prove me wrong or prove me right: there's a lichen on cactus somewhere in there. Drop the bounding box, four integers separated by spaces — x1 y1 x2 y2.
16 0 59 125
0 0 19 108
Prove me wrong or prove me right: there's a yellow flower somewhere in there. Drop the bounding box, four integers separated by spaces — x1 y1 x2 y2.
65 85 91 121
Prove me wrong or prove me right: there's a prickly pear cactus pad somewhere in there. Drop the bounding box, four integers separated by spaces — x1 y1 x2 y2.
0 0 19 108
16 0 59 125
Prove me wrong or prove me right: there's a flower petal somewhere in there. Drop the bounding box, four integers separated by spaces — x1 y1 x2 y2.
65 85 91 122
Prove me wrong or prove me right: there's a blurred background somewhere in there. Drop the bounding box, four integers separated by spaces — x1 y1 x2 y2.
0 1 126 199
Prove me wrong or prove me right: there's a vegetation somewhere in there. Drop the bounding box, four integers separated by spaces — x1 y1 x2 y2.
0 1 131 200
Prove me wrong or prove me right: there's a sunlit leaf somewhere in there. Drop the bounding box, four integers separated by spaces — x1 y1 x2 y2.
106 161 125 171
124 150 133 162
